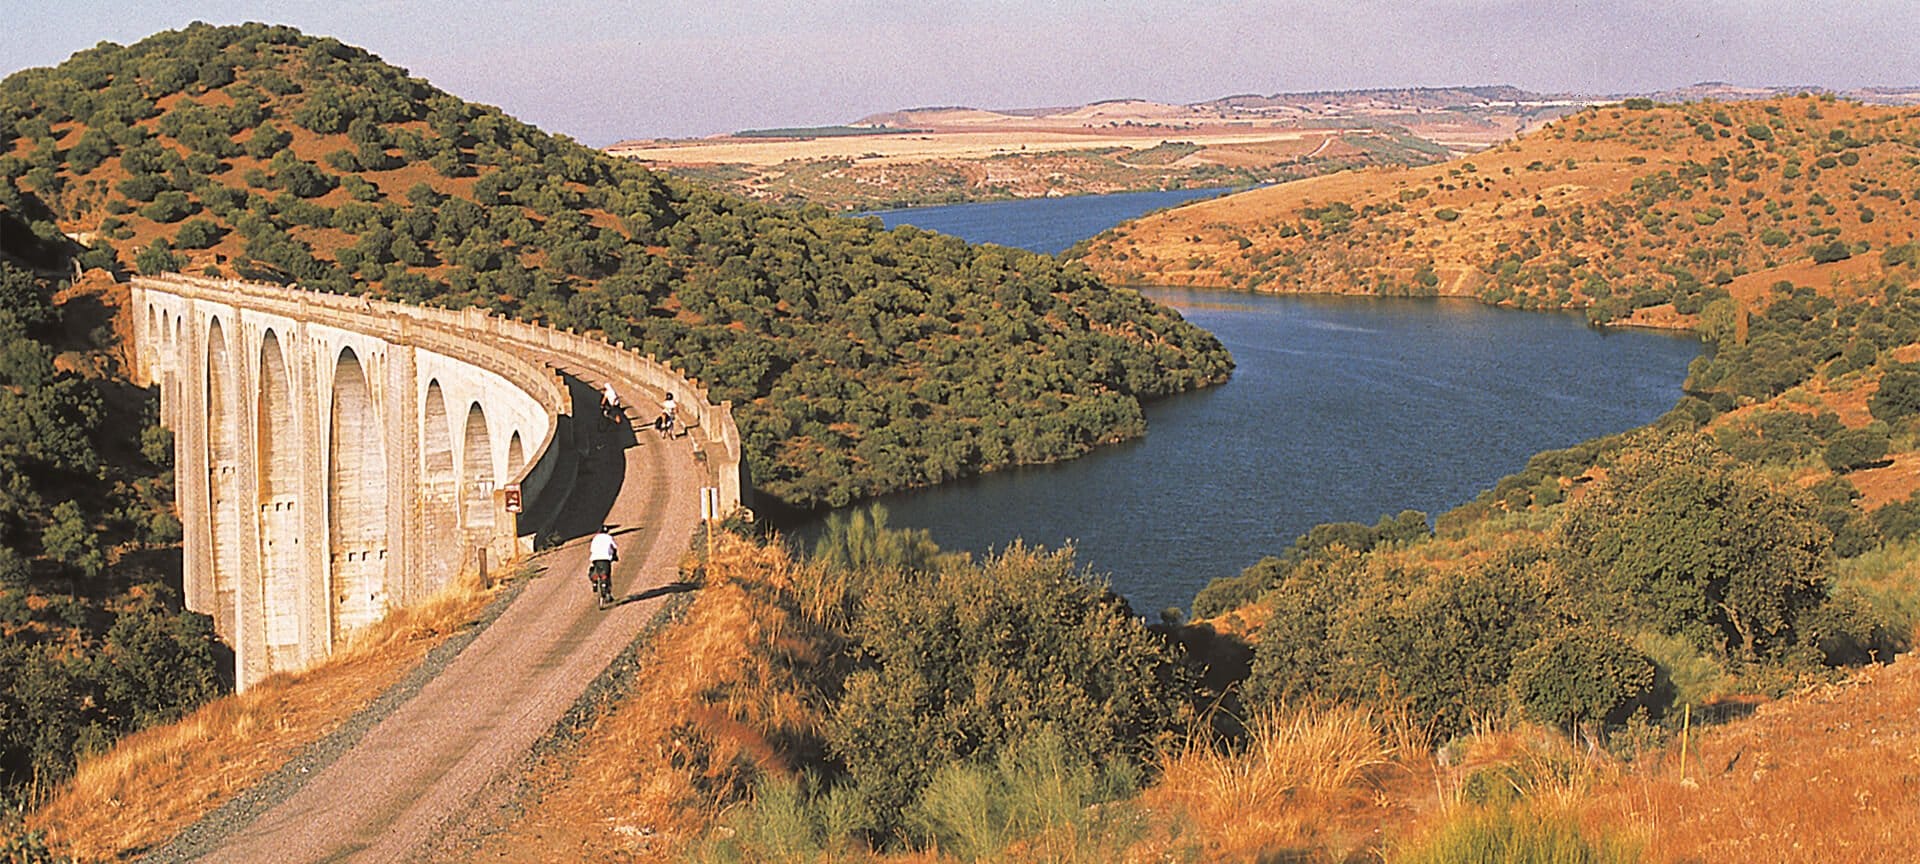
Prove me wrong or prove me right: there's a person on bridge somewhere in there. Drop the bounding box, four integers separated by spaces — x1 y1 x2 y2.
654 392 678 439
588 524 617 607
599 382 623 423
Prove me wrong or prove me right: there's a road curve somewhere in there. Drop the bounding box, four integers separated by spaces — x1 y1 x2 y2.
167 363 701 863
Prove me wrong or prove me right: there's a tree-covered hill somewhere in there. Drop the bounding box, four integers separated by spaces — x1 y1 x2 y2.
1154 96 1920 797
0 261 223 805
0 22 1232 509
1082 94 1920 327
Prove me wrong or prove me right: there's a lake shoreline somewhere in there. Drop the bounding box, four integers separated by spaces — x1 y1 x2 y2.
781 283 1700 617
1102 278 1705 335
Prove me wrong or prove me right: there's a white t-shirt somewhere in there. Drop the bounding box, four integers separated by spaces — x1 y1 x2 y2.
602 383 620 407
589 532 617 562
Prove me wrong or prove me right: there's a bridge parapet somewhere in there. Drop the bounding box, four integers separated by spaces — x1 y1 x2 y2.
131 274 744 687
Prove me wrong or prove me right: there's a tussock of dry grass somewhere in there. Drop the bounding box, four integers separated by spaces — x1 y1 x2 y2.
29 572 500 861
1145 704 1423 859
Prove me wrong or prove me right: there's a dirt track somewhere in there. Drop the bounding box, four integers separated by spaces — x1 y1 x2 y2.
147 370 702 863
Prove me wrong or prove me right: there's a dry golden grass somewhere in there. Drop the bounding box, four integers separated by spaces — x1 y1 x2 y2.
1142 704 1429 861
29 572 502 862
446 536 1920 863
1392 655 1920 862
471 535 826 862
1574 655 1920 863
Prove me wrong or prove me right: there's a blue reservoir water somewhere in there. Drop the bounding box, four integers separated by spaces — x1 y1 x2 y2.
794 194 1702 617
866 186 1237 255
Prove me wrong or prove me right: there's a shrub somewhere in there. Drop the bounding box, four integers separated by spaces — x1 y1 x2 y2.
133 239 183 276
1809 240 1852 264
1242 549 1366 705
244 122 291 159
1869 364 1920 423
1809 476 1879 558
1365 555 1550 738
173 217 224 249
1190 556 1282 620
66 129 114 174
138 190 195 223
1874 495 1920 543
1247 547 1553 741
41 501 107 576
1553 435 1832 662
1823 424 1891 472
1509 626 1656 727
827 546 1184 835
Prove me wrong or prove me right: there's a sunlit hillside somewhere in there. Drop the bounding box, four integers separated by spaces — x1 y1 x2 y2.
1082 95 1920 327
1 23 1231 511
13 26 1920 864
0 20 1227 830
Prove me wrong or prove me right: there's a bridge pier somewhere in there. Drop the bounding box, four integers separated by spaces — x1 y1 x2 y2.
135 280 561 688
130 274 747 689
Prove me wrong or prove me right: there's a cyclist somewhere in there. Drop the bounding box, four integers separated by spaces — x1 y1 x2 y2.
588 524 617 607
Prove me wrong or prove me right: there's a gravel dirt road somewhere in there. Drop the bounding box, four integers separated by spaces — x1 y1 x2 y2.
149 370 702 863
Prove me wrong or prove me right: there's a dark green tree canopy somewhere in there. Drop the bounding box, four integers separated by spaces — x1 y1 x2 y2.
0 21 1233 509
1554 434 1832 663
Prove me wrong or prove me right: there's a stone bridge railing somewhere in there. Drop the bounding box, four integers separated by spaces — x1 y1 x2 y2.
131 274 744 687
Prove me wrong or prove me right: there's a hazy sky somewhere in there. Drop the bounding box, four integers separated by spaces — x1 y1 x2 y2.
5 1 1917 145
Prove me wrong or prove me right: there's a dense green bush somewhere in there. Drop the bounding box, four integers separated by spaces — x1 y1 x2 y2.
1809 476 1879 558
1808 239 1853 264
827 545 1184 834
1509 626 1656 727
1238 548 1367 706
1871 493 1920 544
1823 423 1891 472
1870 363 1920 423
1244 546 1560 741
0 258 219 799
172 217 223 249
1189 510 1427 619
1554 435 1832 663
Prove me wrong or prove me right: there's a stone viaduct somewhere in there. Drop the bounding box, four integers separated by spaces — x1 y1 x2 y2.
129 274 745 688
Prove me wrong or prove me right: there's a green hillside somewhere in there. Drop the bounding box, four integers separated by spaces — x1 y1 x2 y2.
0 21 1231 806
0 263 221 808
1 22 1231 511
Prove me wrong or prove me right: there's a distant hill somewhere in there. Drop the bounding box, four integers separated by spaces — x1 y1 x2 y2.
0 22 1232 512
1648 81 1920 105
1190 84 1564 112
1081 94 1920 326
614 84 1920 211
613 91 1474 212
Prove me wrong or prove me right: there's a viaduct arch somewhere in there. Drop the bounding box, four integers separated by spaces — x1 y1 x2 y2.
131 274 745 688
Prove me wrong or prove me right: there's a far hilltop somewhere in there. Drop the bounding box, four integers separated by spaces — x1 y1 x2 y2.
605 83 1920 210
